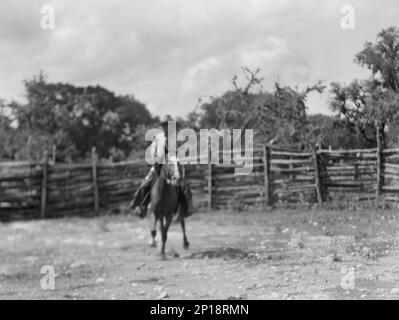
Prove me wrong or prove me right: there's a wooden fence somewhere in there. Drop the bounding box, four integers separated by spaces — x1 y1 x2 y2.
2 144 399 221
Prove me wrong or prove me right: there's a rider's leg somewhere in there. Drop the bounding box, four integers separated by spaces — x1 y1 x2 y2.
185 186 194 216
130 166 157 217
178 183 194 217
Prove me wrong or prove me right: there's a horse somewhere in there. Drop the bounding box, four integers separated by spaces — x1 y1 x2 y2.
147 163 191 259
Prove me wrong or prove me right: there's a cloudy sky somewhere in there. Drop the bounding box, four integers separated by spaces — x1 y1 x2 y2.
1 0 399 118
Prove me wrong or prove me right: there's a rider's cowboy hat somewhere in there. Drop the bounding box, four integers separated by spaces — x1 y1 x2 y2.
157 114 178 127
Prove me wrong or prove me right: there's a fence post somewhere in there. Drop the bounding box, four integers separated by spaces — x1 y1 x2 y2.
376 125 382 207
92 147 100 215
207 148 212 211
51 145 57 165
263 145 272 208
40 151 49 219
289 156 295 182
313 146 323 206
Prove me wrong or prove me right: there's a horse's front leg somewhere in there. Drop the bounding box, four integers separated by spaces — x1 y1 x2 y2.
159 217 167 259
180 214 189 250
148 211 157 248
159 215 173 259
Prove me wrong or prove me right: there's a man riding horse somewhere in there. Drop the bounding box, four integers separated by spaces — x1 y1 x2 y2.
129 115 194 218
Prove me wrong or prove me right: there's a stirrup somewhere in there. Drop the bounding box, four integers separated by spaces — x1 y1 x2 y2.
133 206 146 219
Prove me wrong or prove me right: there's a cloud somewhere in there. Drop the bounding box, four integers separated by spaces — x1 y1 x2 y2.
0 0 399 117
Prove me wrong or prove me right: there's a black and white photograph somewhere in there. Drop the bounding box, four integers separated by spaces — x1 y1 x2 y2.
1 0 399 305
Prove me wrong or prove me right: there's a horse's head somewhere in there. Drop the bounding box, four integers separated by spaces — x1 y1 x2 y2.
158 163 178 184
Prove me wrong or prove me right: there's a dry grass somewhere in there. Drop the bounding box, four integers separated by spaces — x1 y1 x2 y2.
0 208 399 299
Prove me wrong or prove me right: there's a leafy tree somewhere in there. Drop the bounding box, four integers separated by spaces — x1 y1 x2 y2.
356 27 399 92
306 114 374 150
0 102 13 159
6 73 157 161
190 67 324 150
330 27 399 147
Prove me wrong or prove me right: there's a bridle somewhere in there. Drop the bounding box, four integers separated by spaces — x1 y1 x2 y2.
159 163 185 185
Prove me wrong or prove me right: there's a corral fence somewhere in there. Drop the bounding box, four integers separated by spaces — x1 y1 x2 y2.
1 142 399 221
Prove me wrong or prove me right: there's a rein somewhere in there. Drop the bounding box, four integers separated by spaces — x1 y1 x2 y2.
181 164 186 180
158 164 174 185
158 163 184 185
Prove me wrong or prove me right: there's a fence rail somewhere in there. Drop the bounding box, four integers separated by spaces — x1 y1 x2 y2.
2 143 399 221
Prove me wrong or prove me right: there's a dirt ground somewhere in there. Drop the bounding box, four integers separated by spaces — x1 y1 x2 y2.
1 207 399 300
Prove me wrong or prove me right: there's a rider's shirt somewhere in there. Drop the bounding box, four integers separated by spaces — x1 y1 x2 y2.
151 132 179 177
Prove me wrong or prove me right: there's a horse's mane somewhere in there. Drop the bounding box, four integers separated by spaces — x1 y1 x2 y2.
155 163 176 182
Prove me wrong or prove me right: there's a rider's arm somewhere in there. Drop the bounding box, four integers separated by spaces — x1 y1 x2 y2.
152 133 179 179
168 154 180 179
151 134 165 163
150 135 158 160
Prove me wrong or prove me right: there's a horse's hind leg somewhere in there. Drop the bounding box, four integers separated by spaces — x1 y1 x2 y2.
148 212 157 248
180 215 189 250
